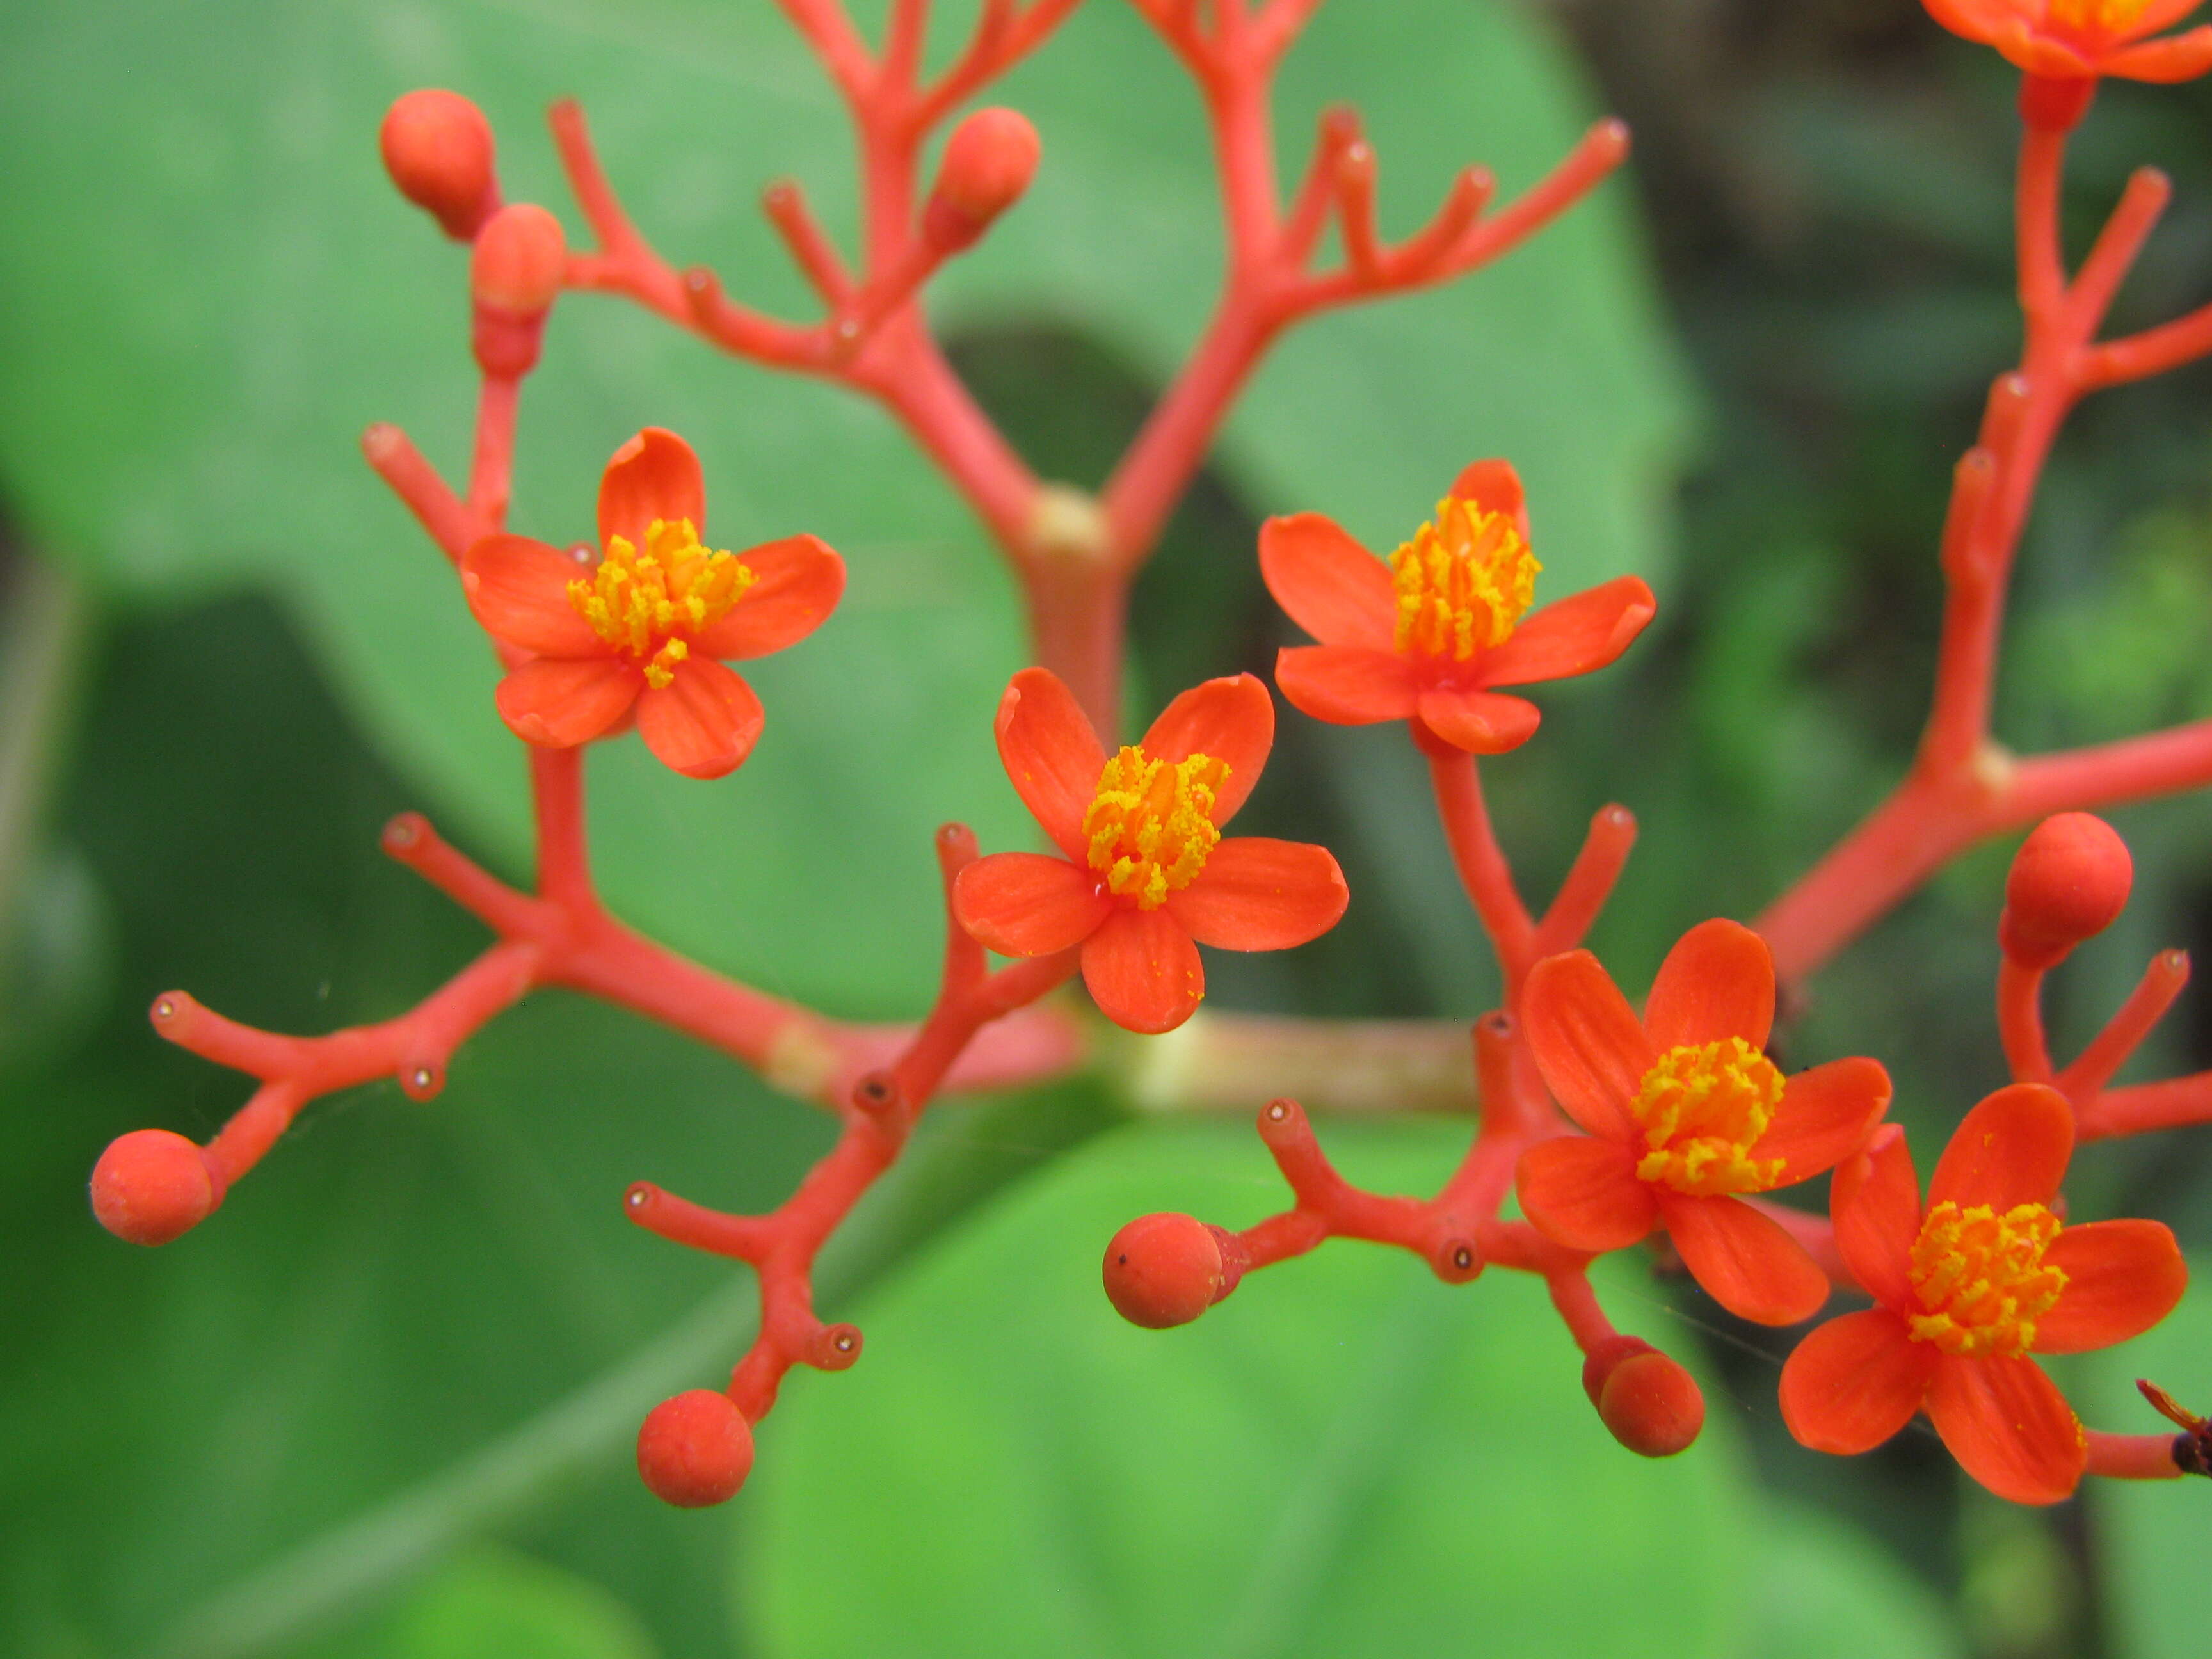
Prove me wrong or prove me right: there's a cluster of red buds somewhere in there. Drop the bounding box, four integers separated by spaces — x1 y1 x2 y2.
88 0 2212 1525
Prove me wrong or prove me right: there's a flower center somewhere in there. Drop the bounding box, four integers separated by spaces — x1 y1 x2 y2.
1630 1038 1788 1197
1907 1201 2067 1358
1082 746 1229 910
2046 0 2155 36
1389 497 1541 662
568 519 757 689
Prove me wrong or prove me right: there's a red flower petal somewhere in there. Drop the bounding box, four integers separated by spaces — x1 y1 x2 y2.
1521 950 1653 1139
1992 29 2097 77
2033 1219 2188 1354
1926 1354 2085 1505
1166 837 1347 950
953 853 1111 958
1928 1082 2073 1212
1140 673 1273 825
996 668 1105 861
1256 513 1395 650
1273 646 1419 725
2106 26 2212 81
461 534 604 657
1415 687 1541 754
1514 1136 1656 1252
2133 0 2209 37
1478 577 1656 689
1448 458 1530 543
495 655 641 748
1754 1057 1893 1183
1642 917 1775 1052
1658 1191 1832 1326
1832 1124 1920 1310
1082 906 1205 1035
1779 1308 1933 1455
691 534 844 659
635 657 764 779
1921 0 2012 44
598 427 705 555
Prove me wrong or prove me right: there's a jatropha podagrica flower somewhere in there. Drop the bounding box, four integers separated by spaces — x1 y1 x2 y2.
1260 460 1655 755
1781 1085 2186 1503
1516 919 1892 1325
1924 0 2212 84
954 668 1349 1034
461 428 845 779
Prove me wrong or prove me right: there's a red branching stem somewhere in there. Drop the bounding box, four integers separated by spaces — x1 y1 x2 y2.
362 423 483 563
1534 804 1637 959
624 823 1080 1425
1998 958 2055 1085
2086 1431 2186 1481
760 180 855 307
1544 1267 1617 1356
1423 744 1537 993
1761 97 2212 981
2078 1071 2212 1141
2062 949 2190 1100
467 373 522 523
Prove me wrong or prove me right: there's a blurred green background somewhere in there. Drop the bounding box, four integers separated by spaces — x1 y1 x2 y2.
4 0 2212 1654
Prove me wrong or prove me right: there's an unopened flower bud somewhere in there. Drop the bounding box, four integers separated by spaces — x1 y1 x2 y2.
91 1128 220 1246
637 1389 754 1507
922 108 1041 253
470 204 566 376
1103 1212 1224 1329
380 89 498 240
2001 812 2132 971
1591 1343 1704 1458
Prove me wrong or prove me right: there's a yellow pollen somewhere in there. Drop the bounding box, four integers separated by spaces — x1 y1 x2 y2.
1907 1201 2067 1358
567 518 756 687
1388 496 1541 661
2047 0 2155 33
1630 1038 1788 1198
1082 746 1229 910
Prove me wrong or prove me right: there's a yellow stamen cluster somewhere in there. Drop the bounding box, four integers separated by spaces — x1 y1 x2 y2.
1083 746 1230 910
1630 1038 1788 1197
568 518 755 689
1907 1201 2067 1358
2048 0 2155 35
1389 497 1541 661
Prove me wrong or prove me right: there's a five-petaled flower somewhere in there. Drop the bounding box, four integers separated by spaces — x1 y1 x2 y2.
1781 1084 2186 1503
1260 460 1655 755
461 428 845 779
1925 0 2212 84
1516 918 1892 1326
954 668 1349 1035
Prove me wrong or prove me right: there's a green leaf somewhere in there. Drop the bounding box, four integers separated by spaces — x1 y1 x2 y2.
1742 1503 1964 1659
742 1116 1758 1658
310 1548 659 1659
0 0 1685 1014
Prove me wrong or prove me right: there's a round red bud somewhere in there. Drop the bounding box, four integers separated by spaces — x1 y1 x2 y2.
2001 812 2133 971
380 89 498 240
637 1389 755 1507
1103 1212 1224 1329
91 1128 219 1246
470 204 567 316
923 107 1041 252
1596 1349 1704 1458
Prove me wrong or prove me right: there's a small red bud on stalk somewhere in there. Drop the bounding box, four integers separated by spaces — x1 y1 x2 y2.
90 1128 221 1246
470 204 567 377
1103 1212 1230 1329
2000 812 2133 971
1581 1336 1703 1457
380 90 499 240
922 107 1041 253
637 1388 755 1507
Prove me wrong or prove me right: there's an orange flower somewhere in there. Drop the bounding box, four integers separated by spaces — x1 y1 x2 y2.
1260 460 1655 755
1781 1085 2186 1503
1516 920 1892 1325
461 428 845 779
1925 0 2212 83
954 669 1348 1035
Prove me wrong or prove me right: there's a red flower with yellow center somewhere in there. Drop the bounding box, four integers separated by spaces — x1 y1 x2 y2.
461 428 845 779
1515 919 1893 1326
954 668 1349 1035
1260 460 1656 754
1781 1085 2186 1504
1924 0 2212 83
